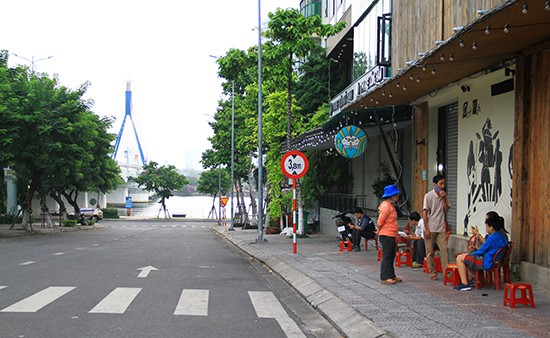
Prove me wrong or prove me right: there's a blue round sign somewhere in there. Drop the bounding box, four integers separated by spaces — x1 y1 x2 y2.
334 125 368 158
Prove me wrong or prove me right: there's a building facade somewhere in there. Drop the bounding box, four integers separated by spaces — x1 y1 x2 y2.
298 0 550 289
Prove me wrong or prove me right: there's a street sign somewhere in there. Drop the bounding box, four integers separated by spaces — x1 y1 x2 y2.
220 196 229 207
125 196 132 209
280 150 309 179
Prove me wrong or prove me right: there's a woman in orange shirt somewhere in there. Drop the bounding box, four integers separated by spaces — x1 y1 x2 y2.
377 184 401 284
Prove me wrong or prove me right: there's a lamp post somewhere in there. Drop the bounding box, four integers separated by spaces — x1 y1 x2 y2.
11 53 53 72
256 0 264 242
229 80 235 231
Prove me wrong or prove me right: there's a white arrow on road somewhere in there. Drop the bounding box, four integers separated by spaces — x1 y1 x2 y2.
137 266 158 278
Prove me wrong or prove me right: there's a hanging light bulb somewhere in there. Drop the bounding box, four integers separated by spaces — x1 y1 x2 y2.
503 23 510 33
546 1 550 11
459 39 465 47
440 53 445 61
403 85 407 91
388 92 393 98
522 3 528 14
472 42 477 50
416 77 421 83
409 74 414 80
431 68 436 75
396 82 400 88
449 54 454 62
382 91 386 96
422 65 427 71
485 26 490 35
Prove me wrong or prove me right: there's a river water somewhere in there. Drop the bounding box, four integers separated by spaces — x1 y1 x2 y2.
124 195 251 219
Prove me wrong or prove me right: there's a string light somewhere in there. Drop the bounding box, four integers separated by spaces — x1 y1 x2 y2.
403 85 407 91
485 26 490 35
431 68 436 75
422 65 427 71
396 82 400 88
472 42 478 50
449 54 454 62
409 74 414 80
503 23 510 33
416 77 421 83
381 91 386 96
388 92 393 98
522 4 528 14
546 1 550 11
440 53 445 61
459 39 465 47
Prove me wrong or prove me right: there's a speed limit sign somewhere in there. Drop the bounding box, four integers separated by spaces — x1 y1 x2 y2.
280 150 309 179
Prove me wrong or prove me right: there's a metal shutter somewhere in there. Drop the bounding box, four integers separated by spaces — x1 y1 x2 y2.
446 102 458 233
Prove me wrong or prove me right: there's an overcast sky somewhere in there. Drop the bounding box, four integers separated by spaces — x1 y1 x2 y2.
3 0 298 170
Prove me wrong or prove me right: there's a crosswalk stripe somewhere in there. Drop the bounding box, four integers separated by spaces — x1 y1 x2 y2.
1 286 75 313
89 287 141 314
248 291 306 338
174 289 209 316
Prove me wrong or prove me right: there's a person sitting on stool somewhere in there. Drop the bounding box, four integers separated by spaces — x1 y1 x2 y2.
349 207 376 252
406 212 426 268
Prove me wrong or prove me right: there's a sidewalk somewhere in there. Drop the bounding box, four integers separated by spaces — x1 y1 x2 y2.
212 226 550 338
0 223 105 238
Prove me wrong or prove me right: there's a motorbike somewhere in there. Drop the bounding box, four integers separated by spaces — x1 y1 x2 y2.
333 210 354 242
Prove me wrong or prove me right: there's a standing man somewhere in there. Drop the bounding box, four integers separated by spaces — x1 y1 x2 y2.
423 174 450 280
349 207 376 252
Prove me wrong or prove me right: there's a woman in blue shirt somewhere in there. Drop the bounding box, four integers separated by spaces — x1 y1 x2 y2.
454 212 508 291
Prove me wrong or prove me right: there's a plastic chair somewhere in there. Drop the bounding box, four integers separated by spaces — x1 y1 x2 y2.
474 245 507 289
487 241 514 288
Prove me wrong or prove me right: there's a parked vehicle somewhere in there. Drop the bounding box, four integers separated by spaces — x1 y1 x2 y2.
64 208 103 222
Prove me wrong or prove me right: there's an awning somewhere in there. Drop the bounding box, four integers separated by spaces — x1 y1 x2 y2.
345 0 550 111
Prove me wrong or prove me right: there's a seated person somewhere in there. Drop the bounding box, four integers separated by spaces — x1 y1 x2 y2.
348 207 376 252
406 212 425 268
454 212 509 291
470 211 499 247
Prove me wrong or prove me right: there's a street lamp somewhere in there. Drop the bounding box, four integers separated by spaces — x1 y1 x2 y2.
11 53 53 72
256 0 264 242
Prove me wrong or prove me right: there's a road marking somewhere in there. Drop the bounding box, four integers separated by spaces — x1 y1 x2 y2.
92 244 99 247
172 225 176 228
0 286 6 291
1 286 75 313
161 225 166 228
174 289 209 316
54 252 65 256
248 291 306 338
19 261 35 265
137 265 158 278
89 287 141 314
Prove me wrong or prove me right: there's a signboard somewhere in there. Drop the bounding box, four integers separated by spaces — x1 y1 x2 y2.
280 150 309 179
334 125 368 158
220 196 229 207
125 196 133 209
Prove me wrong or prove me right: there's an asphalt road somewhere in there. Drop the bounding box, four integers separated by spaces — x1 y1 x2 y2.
0 220 340 338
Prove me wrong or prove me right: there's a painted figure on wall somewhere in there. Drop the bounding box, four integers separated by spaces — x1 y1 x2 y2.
463 118 504 230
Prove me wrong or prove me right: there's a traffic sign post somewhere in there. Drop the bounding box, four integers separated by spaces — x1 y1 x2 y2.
280 150 309 254
219 196 229 226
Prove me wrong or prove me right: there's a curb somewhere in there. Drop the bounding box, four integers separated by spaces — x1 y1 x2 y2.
212 226 389 338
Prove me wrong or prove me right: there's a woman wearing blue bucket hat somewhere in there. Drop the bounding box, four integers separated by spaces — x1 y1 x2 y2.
378 184 401 284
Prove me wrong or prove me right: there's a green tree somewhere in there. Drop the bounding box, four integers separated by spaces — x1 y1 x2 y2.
196 168 231 219
134 161 189 219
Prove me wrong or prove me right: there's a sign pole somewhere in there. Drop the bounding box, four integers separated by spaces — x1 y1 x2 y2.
292 178 297 254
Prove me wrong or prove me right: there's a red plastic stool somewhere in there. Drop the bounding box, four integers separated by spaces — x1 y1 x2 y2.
423 256 442 273
503 283 535 308
396 250 412 267
339 241 353 252
443 264 460 286
365 237 379 251
377 248 382 261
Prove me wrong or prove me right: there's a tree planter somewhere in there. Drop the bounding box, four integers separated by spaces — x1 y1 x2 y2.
265 227 281 235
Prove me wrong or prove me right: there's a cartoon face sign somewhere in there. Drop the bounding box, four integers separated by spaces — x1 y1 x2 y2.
334 125 368 158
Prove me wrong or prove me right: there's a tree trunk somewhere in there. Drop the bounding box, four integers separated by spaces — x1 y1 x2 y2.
39 190 55 228
62 190 81 215
50 190 68 220
20 181 37 231
286 54 293 148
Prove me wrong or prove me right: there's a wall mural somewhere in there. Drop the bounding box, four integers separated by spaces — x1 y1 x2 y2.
463 117 510 230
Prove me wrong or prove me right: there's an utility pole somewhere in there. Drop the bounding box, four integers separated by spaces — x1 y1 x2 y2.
11 53 53 72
